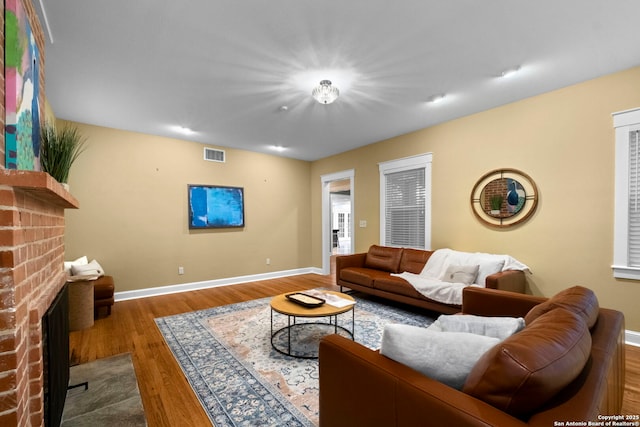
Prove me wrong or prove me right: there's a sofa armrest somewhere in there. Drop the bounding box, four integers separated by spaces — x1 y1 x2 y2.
462 287 546 318
335 252 367 284
336 252 367 271
319 334 527 427
485 269 526 293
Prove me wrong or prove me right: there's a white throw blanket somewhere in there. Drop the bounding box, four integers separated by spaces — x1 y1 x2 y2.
392 249 530 305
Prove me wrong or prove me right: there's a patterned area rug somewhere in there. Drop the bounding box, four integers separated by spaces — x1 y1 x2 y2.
156 291 434 426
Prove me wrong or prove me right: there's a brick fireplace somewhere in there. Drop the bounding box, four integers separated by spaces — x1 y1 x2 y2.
0 1 79 425
0 172 78 426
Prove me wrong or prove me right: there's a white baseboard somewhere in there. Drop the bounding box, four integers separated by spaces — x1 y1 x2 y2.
114 267 324 302
627 329 640 347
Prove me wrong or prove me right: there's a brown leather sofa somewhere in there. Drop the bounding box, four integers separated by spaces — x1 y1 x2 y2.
337 245 526 314
319 286 625 427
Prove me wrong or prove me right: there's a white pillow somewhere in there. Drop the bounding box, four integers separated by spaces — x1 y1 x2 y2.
64 256 88 274
441 264 479 285
429 314 525 341
380 324 499 390
70 259 105 277
474 259 505 286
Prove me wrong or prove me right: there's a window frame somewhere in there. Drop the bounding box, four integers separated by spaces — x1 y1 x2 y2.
379 153 432 249
612 107 640 279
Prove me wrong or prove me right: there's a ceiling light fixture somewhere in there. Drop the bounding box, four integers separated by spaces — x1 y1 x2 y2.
312 80 339 104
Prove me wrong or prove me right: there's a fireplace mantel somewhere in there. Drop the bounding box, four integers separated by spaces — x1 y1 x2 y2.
0 170 79 209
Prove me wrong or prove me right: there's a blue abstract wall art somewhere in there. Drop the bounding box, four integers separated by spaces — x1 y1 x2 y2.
188 185 245 229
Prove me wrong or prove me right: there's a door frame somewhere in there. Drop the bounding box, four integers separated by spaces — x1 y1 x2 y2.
321 169 355 275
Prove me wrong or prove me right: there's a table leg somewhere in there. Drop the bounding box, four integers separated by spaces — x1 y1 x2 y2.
351 307 355 340
288 315 292 354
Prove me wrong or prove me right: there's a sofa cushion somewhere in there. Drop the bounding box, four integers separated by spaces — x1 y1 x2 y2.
364 245 403 273
462 308 592 418
340 267 390 287
441 264 479 285
373 276 425 299
380 324 499 390
524 285 599 328
399 248 432 274
429 314 525 340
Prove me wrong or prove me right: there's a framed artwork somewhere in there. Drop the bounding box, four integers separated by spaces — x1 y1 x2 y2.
470 168 538 228
5 0 41 170
188 185 245 229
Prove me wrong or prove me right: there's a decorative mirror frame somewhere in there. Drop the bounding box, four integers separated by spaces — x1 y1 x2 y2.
470 168 538 228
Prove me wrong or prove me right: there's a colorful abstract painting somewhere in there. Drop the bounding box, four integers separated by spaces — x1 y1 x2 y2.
5 0 41 170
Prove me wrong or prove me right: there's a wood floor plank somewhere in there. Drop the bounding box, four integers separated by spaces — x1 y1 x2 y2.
68 271 640 426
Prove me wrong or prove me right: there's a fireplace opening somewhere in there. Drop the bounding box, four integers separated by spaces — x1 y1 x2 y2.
43 284 70 427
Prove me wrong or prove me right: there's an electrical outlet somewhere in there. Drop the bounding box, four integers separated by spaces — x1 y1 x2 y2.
266 258 271 265
178 266 184 275
359 220 367 228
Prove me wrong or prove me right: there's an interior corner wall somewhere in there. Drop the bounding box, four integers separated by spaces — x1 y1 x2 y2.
310 65 640 332
63 122 312 292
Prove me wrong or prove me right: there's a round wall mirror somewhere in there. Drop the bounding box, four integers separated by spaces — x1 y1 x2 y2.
470 168 538 228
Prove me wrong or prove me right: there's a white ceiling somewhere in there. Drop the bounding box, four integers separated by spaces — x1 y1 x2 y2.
41 0 640 161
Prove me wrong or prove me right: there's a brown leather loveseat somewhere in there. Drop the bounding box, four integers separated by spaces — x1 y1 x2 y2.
319 286 625 426
337 245 526 314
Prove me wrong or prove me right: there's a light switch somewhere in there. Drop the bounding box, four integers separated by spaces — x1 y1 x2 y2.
359 220 367 228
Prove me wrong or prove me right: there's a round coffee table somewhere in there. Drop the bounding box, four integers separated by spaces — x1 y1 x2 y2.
270 291 355 359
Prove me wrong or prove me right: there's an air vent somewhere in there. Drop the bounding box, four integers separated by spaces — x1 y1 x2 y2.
204 147 225 163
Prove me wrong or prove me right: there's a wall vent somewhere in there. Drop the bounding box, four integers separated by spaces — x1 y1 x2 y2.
204 147 225 163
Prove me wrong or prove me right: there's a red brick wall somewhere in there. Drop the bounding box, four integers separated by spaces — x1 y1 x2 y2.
0 2 70 426
0 185 69 426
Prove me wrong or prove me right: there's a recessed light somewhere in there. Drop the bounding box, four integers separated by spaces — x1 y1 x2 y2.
271 145 286 152
500 66 522 79
171 125 196 135
427 94 446 104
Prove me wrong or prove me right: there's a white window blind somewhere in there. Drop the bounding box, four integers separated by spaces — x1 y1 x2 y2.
628 129 640 266
379 153 432 250
384 168 425 247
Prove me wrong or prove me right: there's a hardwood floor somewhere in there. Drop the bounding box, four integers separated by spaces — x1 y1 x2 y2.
69 273 640 426
69 274 336 426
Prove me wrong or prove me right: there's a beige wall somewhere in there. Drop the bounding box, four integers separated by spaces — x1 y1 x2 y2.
64 123 312 291
311 66 640 331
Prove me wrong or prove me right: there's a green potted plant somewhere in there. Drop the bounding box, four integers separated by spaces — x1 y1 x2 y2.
39 122 86 188
489 195 503 215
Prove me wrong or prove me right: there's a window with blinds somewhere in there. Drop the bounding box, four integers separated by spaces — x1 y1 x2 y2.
629 130 640 267
613 107 640 279
384 168 426 248
379 154 432 250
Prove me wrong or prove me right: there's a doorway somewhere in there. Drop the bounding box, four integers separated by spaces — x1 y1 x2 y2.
321 170 354 275
330 179 352 255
